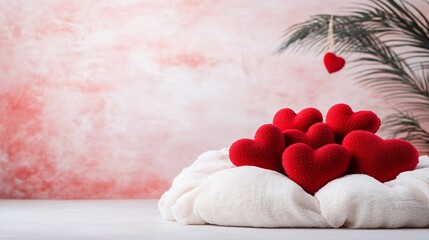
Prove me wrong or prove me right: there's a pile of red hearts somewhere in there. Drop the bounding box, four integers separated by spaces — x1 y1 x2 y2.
229 103 419 195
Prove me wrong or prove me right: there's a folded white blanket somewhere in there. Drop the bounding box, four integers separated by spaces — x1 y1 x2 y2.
158 148 429 228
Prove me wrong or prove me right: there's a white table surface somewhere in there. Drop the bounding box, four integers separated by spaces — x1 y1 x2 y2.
0 200 428 240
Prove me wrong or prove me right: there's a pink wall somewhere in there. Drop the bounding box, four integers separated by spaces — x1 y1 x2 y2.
1 0 427 199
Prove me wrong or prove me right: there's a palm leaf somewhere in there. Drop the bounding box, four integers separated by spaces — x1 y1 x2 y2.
382 112 429 155
277 0 429 153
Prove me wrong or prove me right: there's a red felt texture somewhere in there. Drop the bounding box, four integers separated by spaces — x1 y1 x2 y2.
342 130 419 183
283 123 335 149
229 104 419 195
282 143 350 194
273 107 323 132
324 52 345 73
229 124 285 173
326 103 381 143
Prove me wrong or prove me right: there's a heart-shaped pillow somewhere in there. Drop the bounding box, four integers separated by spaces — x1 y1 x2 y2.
326 103 381 143
282 143 350 194
273 107 323 132
324 52 345 73
283 123 335 149
342 130 419 183
229 124 285 173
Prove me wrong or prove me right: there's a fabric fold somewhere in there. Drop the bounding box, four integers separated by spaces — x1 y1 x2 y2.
159 149 429 228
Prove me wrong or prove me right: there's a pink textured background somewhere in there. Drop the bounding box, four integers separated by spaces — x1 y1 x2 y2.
0 0 427 199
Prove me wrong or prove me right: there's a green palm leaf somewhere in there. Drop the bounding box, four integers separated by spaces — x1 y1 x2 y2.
277 0 429 154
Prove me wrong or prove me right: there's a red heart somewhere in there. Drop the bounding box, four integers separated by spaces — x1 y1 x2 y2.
283 123 335 149
324 52 345 73
342 130 419 183
273 107 323 132
229 124 285 172
282 143 350 194
326 103 381 143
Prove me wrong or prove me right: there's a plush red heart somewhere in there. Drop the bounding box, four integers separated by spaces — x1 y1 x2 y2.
273 107 323 132
283 123 335 149
282 143 350 194
324 52 345 73
326 103 381 143
229 124 285 172
342 130 419 183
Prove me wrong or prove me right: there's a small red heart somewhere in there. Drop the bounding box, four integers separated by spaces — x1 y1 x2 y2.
282 143 350 194
326 103 381 143
283 123 335 149
229 124 285 172
342 130 419 183
324 52 345 73
273 107 323 132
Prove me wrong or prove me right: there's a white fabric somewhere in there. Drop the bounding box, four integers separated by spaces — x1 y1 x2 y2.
158 148 429 228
